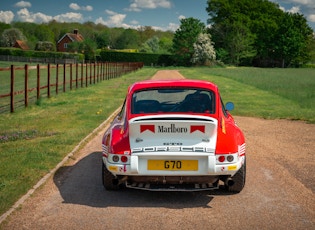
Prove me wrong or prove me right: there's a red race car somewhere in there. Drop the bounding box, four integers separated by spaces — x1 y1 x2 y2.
102 79 246 192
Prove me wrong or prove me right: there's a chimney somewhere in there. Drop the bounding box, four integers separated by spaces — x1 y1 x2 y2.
73 29 78 35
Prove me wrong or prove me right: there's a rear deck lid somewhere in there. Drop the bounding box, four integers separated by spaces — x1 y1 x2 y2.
129 114 218 154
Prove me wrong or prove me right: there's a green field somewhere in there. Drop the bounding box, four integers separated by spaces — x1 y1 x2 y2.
0 66 314 218
180 67 315 122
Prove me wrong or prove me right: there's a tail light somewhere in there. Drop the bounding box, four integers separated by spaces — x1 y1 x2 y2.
216 154 235 163
121 155 128 163
109 153 130 164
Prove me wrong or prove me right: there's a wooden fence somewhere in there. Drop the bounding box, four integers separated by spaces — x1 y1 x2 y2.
0 62 143 113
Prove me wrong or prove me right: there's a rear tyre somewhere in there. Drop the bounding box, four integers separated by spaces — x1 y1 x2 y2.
102 161 119 190
226 159 246 193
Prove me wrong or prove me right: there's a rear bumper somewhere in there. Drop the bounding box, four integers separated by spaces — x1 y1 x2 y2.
103 152 245 178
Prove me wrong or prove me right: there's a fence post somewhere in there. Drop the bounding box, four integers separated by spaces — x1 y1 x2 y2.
81 63 83 88
24 64 29 107
115 62 118 78
110 62 113 79
99 62 101 81
105 62 108 80
75 63 78 89
70 63 73 91
103 62 105 80
89 62 92 84
56 64 59 95
63 64 66 92
108 62 110 79
47 63 51 98
93 63 96 84
96 63 99 83
37 64 40 100
85 63 88 87
108 62 111 79
10 65 14 113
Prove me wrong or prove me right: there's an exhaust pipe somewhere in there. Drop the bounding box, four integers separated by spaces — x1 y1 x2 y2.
225 177 234 187
113 176 128 186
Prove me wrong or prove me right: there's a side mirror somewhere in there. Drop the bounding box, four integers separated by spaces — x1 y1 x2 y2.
225 102 234 111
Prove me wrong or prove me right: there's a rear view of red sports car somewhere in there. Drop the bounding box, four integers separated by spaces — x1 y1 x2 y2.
102 79 246 192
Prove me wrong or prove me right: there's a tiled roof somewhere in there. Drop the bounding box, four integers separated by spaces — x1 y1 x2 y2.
14 40 29 50
67 33 84 42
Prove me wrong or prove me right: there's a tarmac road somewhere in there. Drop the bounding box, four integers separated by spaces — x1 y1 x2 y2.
1 71 314 229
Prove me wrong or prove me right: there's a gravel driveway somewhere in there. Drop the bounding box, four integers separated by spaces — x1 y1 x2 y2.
1 70 314 229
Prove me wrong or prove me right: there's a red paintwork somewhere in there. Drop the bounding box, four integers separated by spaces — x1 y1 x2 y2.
102 79 245 156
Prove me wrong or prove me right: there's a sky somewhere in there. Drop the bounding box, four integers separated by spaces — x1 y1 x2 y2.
0 0 314 32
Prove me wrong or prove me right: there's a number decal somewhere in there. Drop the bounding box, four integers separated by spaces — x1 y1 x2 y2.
164 160 182 169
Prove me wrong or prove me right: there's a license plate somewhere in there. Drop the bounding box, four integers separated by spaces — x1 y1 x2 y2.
147 160 198 171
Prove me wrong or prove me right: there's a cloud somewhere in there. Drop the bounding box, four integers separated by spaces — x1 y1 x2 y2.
14 1 31 8
69 3 93 11
273 0 315 28
166 23 179 31
286 0 315 5
273 1 315 15
53 12 83 22
83 6 93 11
16 8 84 23
126 0 172 12
69 3 80 10
0 11 15 24
17 8 52 23
178 15 186 20
130 20 139 25
95 8 180 31
149 23 179 32
273 0 314 6
287 6 300 13
95 10 126 27
309 14 315 23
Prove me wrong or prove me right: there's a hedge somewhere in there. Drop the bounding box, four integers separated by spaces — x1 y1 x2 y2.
0 48 84 61
99 50 175 66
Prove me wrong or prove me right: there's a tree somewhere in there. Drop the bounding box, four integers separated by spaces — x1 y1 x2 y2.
11 22 55 49
307 34 315 64
225 22 256 65
35 41 56 51
206 0 313 67
192 33 216 65
274 12 313 67
138 26 156 44
0 22 11 37
140 36 160 53
0 28 26 47
115 28 140 49
68 39 97 61
34 24 55 43
172 17 206 66
159 35 173 54
95 29 111 49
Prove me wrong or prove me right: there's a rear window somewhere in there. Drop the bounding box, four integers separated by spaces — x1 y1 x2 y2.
132 88 215 114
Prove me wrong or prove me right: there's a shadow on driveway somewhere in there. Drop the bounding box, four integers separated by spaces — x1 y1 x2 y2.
53 152 234 209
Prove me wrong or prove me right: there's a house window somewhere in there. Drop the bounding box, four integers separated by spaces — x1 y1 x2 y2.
64 43 68 49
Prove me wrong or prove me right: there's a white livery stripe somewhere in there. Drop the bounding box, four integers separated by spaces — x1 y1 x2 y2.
102 144 108 155
238 143 246 157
